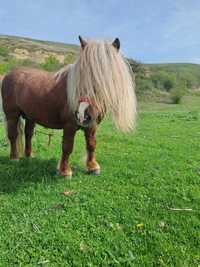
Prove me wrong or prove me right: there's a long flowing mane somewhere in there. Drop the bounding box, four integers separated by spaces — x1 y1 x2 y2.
55 39 137 132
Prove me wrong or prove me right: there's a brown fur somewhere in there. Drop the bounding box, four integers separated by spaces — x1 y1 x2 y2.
2 68 73 129
1 67 100 176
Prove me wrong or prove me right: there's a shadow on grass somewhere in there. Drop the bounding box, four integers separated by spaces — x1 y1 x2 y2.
0 156 65 193
157 98 174 104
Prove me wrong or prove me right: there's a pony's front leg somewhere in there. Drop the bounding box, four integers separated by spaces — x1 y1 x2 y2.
58 128 76 177
84 127 100 175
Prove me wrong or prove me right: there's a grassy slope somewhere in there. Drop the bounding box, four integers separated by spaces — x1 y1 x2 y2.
147 63 200 82
0 96 200 266
147 62 200 70
147 63 200 89
0 35 79 53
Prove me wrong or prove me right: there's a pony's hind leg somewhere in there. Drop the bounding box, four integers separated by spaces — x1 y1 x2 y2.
84 127 100 175
25 119 35 157
6 116 20 160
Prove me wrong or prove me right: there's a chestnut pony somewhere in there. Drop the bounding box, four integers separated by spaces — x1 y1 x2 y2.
1 36 137 176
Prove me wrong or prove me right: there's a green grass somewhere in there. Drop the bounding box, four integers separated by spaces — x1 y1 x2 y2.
0 96 200 266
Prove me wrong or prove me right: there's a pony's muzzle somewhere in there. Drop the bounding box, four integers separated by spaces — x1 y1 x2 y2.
75 110 92 127
75 101 95 127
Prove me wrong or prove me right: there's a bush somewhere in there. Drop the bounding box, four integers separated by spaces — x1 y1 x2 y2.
0 64 7 74
0 57 39 75
170 80 187 104
0 58 19 74
135 74 154 100
170 89 183 104
40 55 61 71
151 71 176 92
0 46 9 57
136 74 153 91
128 59 145 74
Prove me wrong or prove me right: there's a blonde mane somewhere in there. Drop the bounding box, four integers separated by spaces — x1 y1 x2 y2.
56 39 137 132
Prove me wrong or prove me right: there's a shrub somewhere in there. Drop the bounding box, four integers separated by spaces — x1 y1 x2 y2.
0 58 19 74
0 63 7 74
170 80 187 104
151 71 176 92
135 74 154 100
136 74 153 91
163 76 176 91
0 46 9 57
128 59 145 74
40 55 61 71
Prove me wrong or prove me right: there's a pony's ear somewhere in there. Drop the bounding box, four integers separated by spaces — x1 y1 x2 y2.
112 38 120 51
78 35 87 49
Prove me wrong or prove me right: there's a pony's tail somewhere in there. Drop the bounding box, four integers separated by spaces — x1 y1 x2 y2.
16 118 24 158
4 117 25 158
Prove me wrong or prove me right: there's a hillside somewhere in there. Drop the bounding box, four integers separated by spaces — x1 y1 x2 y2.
147 63 200 89
0 35 79 64
136 62 200 100
0 35 200 101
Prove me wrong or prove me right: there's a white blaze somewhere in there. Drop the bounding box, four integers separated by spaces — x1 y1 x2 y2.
77 102 89 123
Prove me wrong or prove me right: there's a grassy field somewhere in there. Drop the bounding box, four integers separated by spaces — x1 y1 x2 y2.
0 96 200 266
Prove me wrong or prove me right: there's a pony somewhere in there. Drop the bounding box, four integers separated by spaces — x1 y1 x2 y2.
1 36 137 177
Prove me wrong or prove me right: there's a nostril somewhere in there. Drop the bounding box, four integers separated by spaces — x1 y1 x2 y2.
75 110 92 125
84 113 91 123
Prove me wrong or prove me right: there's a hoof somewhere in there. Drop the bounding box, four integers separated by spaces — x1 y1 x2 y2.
87 168 101 175
57 169 72 178
57 160 72 178
86 161 100 175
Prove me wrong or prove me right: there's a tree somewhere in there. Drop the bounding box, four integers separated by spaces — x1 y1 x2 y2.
128 59 145 74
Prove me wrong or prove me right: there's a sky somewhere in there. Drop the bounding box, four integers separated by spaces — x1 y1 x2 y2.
0 0 199 63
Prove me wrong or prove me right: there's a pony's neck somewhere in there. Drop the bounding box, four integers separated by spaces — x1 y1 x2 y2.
54 63 78 111
54 65 72 83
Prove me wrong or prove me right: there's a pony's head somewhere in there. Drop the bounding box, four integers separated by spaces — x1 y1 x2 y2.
67 36 137 131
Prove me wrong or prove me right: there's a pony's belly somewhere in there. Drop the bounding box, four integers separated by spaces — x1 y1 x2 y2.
21 107 66 129
34 119 64 129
